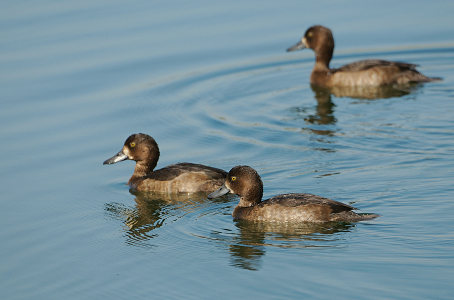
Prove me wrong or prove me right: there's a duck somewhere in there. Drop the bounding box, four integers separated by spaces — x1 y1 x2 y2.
103 133 227 193
208 165 378 223
287 25 440 87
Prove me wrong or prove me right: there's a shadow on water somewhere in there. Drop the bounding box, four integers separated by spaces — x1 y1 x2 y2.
105 191 228 247
228 220 356 271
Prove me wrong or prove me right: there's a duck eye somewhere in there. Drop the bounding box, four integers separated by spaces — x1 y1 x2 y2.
130 142 136 148
231 176 236 182
307 31 313 38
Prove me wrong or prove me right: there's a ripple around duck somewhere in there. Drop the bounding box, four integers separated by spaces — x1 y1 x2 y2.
136 45 453 155
133 56 336 172
103 185 362 269
103 192 231 249
118 45 453 186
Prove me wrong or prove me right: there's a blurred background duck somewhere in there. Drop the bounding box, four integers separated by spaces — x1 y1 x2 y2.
287 25 441 88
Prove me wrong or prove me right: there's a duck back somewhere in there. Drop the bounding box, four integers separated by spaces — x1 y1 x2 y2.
133 163 227 193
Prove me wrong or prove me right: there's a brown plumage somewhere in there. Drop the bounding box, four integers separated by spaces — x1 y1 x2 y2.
103 133 226 193
287 25 441 87
208 165 378 223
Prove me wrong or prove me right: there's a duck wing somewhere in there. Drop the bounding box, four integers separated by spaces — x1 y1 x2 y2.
263 193 355 213
150 163 227 181
334 59 418 72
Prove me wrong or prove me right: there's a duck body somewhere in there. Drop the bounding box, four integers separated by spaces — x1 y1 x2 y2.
287 25 440 87
131 162 227 193
233 193 375 223
312 59 436 87
103 133 226 193
208 165 378 223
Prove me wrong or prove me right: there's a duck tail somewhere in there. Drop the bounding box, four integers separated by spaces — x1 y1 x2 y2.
331 211 379 222
355 213 380 221
427 76 442 82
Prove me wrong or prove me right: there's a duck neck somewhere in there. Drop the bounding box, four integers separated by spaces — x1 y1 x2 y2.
128 160 157 185
314 46 333 71
237 186 263 208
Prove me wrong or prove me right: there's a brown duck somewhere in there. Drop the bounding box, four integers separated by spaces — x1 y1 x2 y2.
209 165 378 223
103 133 226 193
287 25 440 87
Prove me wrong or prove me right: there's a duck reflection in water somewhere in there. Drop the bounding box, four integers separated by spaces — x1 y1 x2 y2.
290 86 337 139
105 192 221 247
229 220 355 271
297 83 422 138
304 85 337 126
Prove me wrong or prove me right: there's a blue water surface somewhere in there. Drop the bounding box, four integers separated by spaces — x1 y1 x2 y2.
1 0 454 299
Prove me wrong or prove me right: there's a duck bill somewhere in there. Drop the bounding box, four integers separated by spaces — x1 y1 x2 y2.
103 150 128 165
286 40 306 52
208 184 231 199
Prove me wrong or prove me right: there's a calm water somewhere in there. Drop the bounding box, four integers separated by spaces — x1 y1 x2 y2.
1 1 454 299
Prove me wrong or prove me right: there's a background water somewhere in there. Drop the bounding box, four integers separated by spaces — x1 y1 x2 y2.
1 0 454 299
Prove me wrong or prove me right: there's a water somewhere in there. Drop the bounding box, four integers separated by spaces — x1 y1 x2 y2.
1 0 454 299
